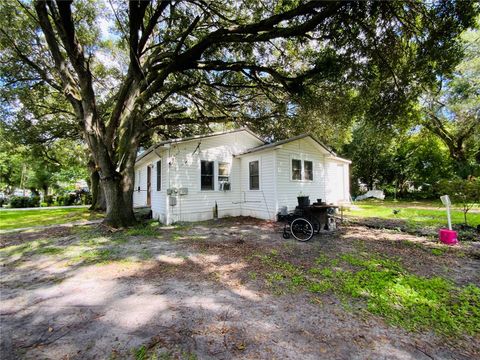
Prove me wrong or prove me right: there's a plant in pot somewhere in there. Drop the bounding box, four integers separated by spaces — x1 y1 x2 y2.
297 192 310 208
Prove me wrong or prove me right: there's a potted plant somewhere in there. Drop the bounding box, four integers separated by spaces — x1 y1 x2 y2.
297 192 310 208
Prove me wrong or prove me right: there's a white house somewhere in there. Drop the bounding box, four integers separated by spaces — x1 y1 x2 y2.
133 128 351 224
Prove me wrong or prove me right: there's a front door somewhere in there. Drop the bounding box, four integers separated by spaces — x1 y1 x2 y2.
147 166 151 206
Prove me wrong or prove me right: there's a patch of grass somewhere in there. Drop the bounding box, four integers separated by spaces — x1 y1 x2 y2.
171 232 183 241
0 208 103 231
314 254 329 265
431 248 448 256
187 235 208 241
172 222 192 231
255 251 480 336
346 201 480 230
0 242 36 258
139 249 153 260
308 281 333 293
36 246 65 255
132 342 197 360
124 222 162 237
133 345 148 360
0 239 58 260
69 248 122 265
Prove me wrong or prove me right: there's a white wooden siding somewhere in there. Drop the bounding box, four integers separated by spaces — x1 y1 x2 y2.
134 131 350 224
325 159 350 204
239 152 277 220
144 130 263 224
275 137 329 212
133 148 167 222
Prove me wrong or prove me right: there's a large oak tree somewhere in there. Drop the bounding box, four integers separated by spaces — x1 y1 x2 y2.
1 0 477 226
422 27 480 177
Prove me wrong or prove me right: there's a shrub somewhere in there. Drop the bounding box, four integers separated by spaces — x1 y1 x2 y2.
56 193 77 206
9 196 40 208
44 195 54 206
30 195 40 207
9 196 28 208
81 193 92 205
438 178 480 225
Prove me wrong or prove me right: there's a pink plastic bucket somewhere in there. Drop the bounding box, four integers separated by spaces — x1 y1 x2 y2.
439 229 458 245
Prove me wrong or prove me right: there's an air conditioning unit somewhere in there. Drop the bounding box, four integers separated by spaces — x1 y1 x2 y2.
219 181 231 191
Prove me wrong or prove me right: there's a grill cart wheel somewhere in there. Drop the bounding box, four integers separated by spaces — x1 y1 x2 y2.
290 218 314 242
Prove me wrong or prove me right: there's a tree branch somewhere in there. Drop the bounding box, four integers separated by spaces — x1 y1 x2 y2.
33 1 83 115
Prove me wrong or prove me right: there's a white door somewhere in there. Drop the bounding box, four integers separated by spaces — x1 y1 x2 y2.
336 164 346 202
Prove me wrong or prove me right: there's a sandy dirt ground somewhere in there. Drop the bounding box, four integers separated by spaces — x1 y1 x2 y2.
1 218 479 359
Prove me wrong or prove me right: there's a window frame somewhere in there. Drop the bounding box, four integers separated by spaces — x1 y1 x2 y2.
156 160 162 191
136 169 141 192
200 160 215 191
304 160 313 181
249 160 260 190
290 155 314 182
218 162 230 182
291 159 302 181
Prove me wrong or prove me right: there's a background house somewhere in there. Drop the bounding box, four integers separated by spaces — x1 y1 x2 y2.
133 128 350 224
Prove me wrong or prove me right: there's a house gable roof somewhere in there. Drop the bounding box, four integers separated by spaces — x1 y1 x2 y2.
234 134 336 157
135 127 265 163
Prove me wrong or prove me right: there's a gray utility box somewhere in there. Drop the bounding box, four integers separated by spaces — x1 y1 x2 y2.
178 187 188 195
167 188 177 195
168 196 177 206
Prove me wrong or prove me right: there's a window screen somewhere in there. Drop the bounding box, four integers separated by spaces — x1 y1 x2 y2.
304 160 313 180
249 160 259 190
201 160 214 190
292 159 302 180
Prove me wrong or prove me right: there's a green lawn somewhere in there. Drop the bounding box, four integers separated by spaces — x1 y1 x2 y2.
0 208 104 231
258 250 480 336
346 199 480 229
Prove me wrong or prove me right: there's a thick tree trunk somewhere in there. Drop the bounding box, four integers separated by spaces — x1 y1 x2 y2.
91 120 139 228
89 168 106 211
102 176 137 227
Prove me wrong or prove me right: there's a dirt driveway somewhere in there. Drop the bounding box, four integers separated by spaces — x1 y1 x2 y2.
1 218 479 359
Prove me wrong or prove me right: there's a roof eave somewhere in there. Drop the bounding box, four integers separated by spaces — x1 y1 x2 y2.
234 133 336 157
135 127 265 163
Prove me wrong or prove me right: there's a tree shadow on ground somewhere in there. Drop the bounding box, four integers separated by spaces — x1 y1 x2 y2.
1 218 478 359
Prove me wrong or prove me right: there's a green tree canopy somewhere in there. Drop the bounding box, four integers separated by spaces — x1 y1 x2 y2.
422 24 480 177
1 0 477 226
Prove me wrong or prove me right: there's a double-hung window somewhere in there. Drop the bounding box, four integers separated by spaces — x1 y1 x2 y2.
304 161 313 181
292 159 302 180
201 160 214 190
291 159 314 181
249 160 259 190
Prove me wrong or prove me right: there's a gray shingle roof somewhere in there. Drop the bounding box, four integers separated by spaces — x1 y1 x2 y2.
234 134 336 157
136 127 265 162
